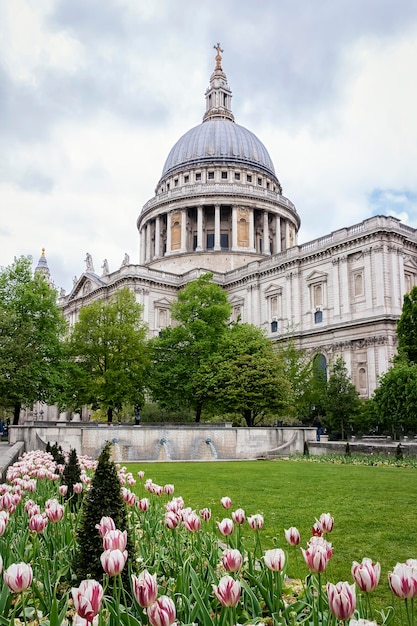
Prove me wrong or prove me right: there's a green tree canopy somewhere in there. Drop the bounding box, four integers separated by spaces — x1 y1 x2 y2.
396 285 417 363
324 356 361 439
147 273 231 422
0 256 67 423
199 323 293 426
67 288 148 422
372 361 417 438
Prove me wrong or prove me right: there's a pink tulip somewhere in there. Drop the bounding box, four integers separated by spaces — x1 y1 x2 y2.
164 484 174 495
232 508 246 525
164 512 179 530
3 562 33 592
137 470 145 479
319 512 334 534
29 513 48 533
73 482 83 494
388 562 417 599
59 485 68 496
301 544 329 573
221 496 232 509
212 575 241 607
248 514 264 530
308 536 334 559
121 488 137 506
131 570 158 607
95 516 116 537
199 507 211 521
100 549 128 576
352 558 381 592
0 516 8 536
217 518 234 536
45 500 64 523
183 511 201 532
103 529 127 552
137 498 150 512
327 581 356 621
284 526 300 546
221 548 243 572
148 595 176 626
311 521 323 536
264 548 286 572
72 579 103 623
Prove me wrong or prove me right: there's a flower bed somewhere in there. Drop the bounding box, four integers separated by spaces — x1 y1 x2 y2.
0 446 415 625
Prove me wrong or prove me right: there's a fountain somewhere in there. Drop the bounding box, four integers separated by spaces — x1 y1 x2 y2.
158 437 172 461
205 438 218 459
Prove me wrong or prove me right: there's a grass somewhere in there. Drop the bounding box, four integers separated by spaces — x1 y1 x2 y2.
126 458 417 620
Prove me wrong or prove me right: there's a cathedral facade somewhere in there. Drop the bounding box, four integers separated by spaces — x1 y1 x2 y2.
60 47 417 399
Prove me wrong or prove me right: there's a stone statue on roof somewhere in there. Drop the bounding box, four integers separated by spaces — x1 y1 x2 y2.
85 252 94 272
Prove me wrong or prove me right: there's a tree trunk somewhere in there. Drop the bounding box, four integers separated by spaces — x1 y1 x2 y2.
13 402 21 425
195 403 202 423
107 407 113 423
244 409 253 427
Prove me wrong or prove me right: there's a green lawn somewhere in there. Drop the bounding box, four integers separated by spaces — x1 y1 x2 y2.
127 459 416 619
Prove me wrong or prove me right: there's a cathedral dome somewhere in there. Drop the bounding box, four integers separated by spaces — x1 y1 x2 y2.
161 119 276 179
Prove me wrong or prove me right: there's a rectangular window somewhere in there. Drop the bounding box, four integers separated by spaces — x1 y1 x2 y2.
221 171 228 179
195 172 201 181
271 320 278 333
184 175 189 183
207 233 215 249
220 233 229 249
174 179 178 187
208 171 215 179
247 174 252 183
257 177 262 186
234 172 240 180
314 310 323 324
193 235 197 250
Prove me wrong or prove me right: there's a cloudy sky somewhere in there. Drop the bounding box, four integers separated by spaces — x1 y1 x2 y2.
1 0 417 292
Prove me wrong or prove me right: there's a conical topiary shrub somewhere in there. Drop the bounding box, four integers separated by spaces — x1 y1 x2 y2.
75 441 134 584
62 447 82 510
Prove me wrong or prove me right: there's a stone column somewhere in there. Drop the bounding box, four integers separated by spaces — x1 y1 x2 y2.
145 223 150 263
285 221 290 250
275 216 281 253
139 228 146 264
196 206 203 251
181 209 187 252
154 216 161 258
232 205 238 250
214 204 221 250
166 212 172 254
263 211 270 255
249 208 255 252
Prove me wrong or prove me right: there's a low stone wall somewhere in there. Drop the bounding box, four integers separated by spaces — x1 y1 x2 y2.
8 424 317 461
0 441 25 477
308 439 417 457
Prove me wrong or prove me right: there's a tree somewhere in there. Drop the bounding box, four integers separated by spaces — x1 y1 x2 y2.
67 288 148 422
199 323 293 426
0 257 67 424
276 335 314 419
147 273 231 422
372 361 417 438
396 285 417 363
75 441 134 584
324 356 361 439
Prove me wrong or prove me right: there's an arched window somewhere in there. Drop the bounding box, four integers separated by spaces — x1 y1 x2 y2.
313 353 327 381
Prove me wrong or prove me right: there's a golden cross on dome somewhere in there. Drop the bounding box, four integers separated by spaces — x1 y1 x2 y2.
214 42 223 69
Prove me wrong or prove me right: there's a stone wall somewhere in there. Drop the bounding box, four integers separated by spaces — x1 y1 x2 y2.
8 424 317 461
